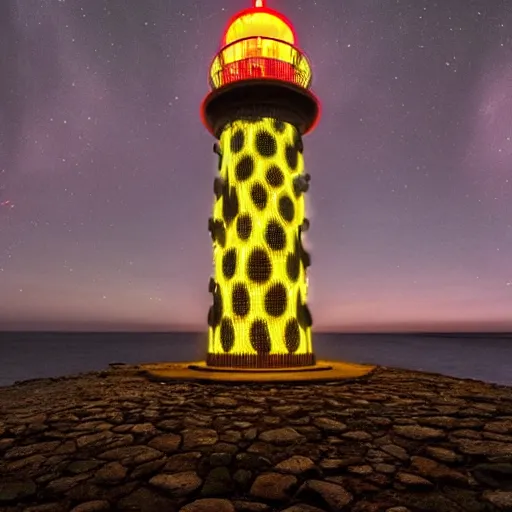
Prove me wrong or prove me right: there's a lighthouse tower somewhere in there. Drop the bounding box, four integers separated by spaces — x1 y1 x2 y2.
202 0 320 369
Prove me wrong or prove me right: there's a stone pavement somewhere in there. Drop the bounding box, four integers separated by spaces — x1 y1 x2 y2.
1 365 512 512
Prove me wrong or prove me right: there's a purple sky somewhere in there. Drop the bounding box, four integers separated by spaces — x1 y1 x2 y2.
0 0 511 332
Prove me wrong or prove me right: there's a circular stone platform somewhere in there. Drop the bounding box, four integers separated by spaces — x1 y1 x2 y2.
140 360 375 383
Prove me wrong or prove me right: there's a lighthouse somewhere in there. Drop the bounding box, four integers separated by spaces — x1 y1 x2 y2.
202 0 320 369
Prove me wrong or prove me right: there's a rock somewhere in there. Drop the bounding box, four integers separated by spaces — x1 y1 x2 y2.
130 458 166 479
296 480 353 510
381 444 409 461
182 429 218 449
271 405 302 417
342 431 372 441
98 445 162 466
0 480 37 503
472 463 512 489
259 427 304 445
117 486 178 512
221 430 242 443
232 500 271 512
313 417 347 433
201 467 234 496
281 505 326 512
320 458 362 471
4 441 60 459
398 491 465 512
210 452 232 467
243 428 258 441
165 452 202 472
6 454 46 472
46 474 92 494
67 460 104 474
374 463 396 474
24 504 67 512
130 423 158 435
150 471 202 497
250 473 297 501
70 501 111 512
348 465 373 475
456 440 512 458
236 406 265 415
233 469 253 490
393 425 444 441
417 416 457 428
484 420 512 434
409 456 469 486
76 431 114 449
236 453 271 471
385 508 411 512
148 434 181 453
482 491 512 510
275 456 316 475
181 498 235 512
93 461 127 484
395 472 434 489
424 446 461 463
450 429 482 439
212 396 238 408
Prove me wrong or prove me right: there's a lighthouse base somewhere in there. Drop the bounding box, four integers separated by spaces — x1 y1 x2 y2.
139 360 375 383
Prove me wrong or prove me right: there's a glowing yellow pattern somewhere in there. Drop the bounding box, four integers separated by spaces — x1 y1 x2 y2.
224 11 295 46
208 117 313 362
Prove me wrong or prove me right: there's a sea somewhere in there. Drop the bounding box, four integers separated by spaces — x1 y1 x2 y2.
0 332 511 388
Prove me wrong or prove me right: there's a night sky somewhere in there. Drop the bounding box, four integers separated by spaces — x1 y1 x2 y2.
1 0 511 332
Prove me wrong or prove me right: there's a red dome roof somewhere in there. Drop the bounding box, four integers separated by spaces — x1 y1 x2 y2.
222 1 296 47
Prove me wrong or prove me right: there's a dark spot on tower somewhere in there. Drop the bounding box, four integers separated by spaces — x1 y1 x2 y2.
293 175 309 197
236 214 252 240
231 130 245 153
208 217 214 238
251 182 268 210
285 144 299 171
266 165 284 187
235 155 254 181
212 220 226 247
293 131 304 153
296 237 311 268
297 292 313 328
300 218 310 233
247 248 272 283
222 248 237 279
301 247 311 268
232 283 250 317
265 221 286 251
285 318 300 353
286 251 300 282
265 283 288 317
256 131 277 157
278 195 294 222
222 182 239 226
273 119 286 133
209 290 223 328
213 177 224 200
250 319 271 354
220 317 235 352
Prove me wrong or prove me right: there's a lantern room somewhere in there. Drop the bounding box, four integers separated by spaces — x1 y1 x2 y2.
208 0 313 91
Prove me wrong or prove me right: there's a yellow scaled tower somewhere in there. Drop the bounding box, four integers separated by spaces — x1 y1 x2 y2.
202 0 320 368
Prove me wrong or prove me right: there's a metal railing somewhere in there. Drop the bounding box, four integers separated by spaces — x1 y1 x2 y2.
209 36 313 90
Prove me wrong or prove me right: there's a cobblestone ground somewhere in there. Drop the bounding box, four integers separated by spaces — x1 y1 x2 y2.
1 365 512 512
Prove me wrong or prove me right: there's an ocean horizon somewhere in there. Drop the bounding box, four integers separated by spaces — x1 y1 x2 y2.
1 331 511 388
